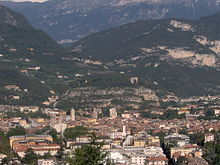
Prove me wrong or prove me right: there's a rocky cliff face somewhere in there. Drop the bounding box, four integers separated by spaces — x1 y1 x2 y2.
2 2 220 110
68 12 220 97
58 86 159 110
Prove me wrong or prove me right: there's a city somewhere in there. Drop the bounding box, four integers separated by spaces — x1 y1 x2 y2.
1 94 220 164
1 0 220 164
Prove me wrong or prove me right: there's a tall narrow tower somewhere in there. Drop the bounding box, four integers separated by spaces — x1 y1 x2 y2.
109 108 117 119
70 108 75 121
122 125 126 137
92 108 100 119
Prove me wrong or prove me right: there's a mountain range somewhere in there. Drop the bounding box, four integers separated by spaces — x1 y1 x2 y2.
1 0 220 44
69 12 220 97
1 4 220 111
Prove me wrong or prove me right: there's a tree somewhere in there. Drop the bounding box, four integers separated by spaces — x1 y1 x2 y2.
6 126 26 137
190 132 204 146
203 142 218 164
29 110 50 119
22 148 38 165
140 111 158 119
201 131 220 165
177 156 188 165
34 126 61 144
64 126 88 139
56 147 65 161
49 128 60 143
179 127 188 135
66 134 108 165
1 157 9 164
161 110 185 120
0 130 11 156
205 109 215 117
34 126 50 135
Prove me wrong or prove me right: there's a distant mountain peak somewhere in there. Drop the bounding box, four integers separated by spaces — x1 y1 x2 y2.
1 0 220 44
0 5 17 25
0 4 29 27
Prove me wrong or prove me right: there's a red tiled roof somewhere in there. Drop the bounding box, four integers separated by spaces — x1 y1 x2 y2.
184 144 198 148
14 144 60 152
146 157 168 161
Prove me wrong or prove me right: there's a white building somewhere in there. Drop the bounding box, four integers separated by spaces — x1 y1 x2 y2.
16 144 60 158
123 135 134 146
0 154 7 164
109 108 117 119
164 133 190 147
131 153 146 165
205 133 215 143
37 159 54 165
144 146 165 157
110 125 127 139
76 136 91 143
145 156 168 165
214 109 220 116
70 108 76 121
53 122 67 136
108 152 130 164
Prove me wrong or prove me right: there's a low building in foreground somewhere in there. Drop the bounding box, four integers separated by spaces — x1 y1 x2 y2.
10 135 60 158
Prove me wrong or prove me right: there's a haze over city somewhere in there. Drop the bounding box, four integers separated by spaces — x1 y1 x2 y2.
0 0 220 164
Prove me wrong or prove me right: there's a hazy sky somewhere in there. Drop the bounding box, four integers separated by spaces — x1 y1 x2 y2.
0 0 48 2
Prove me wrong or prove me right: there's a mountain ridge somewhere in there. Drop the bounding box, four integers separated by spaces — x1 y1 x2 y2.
69 11 220 97
2 4 220 110
1 0 220 44
0 4 67 105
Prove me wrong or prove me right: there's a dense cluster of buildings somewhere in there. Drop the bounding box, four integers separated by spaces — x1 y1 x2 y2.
0 97 219 164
